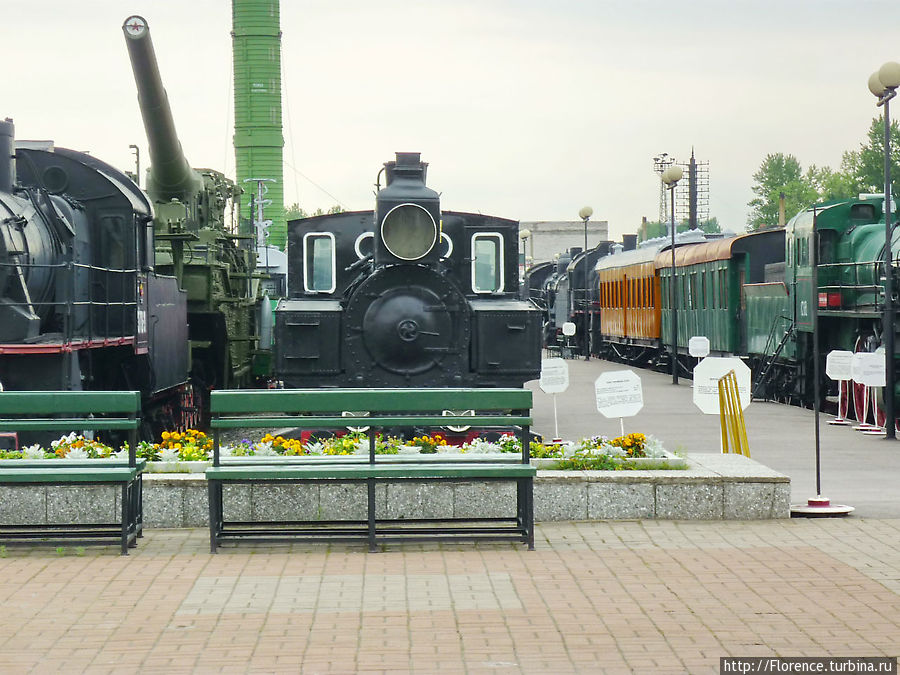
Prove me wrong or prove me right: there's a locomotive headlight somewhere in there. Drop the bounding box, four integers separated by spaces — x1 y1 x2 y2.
380 203 438 261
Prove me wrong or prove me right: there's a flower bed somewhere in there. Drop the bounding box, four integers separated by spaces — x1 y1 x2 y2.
0 430 685 470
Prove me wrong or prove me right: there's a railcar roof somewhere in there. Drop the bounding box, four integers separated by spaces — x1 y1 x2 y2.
653 229 780 269
594 241 666 271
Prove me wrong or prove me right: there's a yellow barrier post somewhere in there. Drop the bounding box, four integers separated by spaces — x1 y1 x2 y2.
717 370 750 457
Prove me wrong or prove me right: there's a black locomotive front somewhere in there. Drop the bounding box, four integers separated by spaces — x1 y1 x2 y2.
275 152 542 388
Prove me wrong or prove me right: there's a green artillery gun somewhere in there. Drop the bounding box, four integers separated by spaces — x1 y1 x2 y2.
123 15 258 409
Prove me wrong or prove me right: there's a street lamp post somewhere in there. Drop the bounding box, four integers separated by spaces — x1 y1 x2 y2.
519 228 531 283
128 144 140 187
579 206 593 360
868 61 900 439
661 165 683 384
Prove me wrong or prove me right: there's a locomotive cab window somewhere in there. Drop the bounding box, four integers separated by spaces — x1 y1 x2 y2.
471 233 504 293
303 232 336 293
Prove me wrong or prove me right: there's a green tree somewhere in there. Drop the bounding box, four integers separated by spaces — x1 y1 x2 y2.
284 203 343 220
839 115 900 196
747 153 818 230
284 202 307 220
804 164 855 203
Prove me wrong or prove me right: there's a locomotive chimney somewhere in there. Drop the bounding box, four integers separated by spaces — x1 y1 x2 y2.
0 118 14 193
622 234 637 251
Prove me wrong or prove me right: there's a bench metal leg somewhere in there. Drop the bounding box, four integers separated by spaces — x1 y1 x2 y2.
208 480 221 553
367 478 377 553
120 483 130 556
524 478 535 550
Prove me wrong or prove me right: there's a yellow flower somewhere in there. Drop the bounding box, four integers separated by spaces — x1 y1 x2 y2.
162 431 171 440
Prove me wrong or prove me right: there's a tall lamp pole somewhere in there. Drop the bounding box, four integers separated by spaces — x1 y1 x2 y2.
519 228 531 283
579 206 593 360
128 144 140 187
661 165 683 384
869 61 900 439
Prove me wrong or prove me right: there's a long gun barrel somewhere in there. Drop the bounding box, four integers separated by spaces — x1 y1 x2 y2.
122 15 202 201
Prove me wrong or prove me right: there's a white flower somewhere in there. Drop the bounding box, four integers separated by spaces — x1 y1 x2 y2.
603 444 626 458
462 438 501 454
159 447 180 462
561 442 578 458
50 433 76 449
305 441 324 455
22 444 45 459
219 444 235 457
253 441 277 456
643 435 667 458
65 447 89 460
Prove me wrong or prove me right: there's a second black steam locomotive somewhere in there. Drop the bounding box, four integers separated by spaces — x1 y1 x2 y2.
274 152 542 388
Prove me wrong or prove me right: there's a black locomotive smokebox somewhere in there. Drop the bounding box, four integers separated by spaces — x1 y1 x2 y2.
374 153 441 266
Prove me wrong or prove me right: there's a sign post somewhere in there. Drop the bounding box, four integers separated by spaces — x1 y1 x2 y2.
692 357 751 415
540 358 570 441
851 350 886 435
594 370 643 436
825 350 854 426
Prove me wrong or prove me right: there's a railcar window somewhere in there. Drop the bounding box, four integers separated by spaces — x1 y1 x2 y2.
303 232 336 293
720 270 727 309
818 230 836 264
661 276 668 310
471 233 504 293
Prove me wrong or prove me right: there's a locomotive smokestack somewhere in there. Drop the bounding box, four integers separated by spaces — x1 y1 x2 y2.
384 152 428 186
0 118 14 193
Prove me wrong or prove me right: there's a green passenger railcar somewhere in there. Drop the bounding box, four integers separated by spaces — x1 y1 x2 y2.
655 230 785 357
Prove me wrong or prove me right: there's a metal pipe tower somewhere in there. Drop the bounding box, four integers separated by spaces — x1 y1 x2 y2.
232 0 286 250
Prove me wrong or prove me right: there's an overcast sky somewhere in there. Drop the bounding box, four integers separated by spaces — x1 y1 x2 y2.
7 1 900 239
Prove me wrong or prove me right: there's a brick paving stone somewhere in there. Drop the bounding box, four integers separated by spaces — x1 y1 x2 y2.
0 521 899 671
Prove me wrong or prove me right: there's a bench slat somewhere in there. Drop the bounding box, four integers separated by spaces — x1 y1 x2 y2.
0 459 148 469
0 419 139 431
0 391 141 415
207 463 536 480
211 415 532 429
0 467 139 483
210 388 531 414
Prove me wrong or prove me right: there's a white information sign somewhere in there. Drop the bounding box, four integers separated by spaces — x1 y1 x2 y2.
689 336 710 358
562 322 576 337
595 370 643 418
825 350 854 381
693 357 752 414
851 351 886 387
540 358 570 394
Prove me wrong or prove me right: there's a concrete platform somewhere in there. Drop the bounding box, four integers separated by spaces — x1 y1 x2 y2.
0 452 789 528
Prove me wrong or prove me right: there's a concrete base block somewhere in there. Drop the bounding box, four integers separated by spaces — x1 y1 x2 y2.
655 483 724 520
588 483 655 520
0 453 790 529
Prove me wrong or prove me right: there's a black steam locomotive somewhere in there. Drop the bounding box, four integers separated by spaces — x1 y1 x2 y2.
0 118 189 431
274 152 542 388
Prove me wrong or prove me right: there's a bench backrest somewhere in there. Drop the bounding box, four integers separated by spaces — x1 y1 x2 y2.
0 391 141 465
211 388 532 414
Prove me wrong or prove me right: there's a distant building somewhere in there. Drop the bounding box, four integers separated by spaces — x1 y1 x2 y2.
519 220 610 265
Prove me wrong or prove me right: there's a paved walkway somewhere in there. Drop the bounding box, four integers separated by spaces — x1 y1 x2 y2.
1 519 898 673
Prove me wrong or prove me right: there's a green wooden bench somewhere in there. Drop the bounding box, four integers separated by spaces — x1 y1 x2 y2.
0 391 143 555
208 388 535 552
